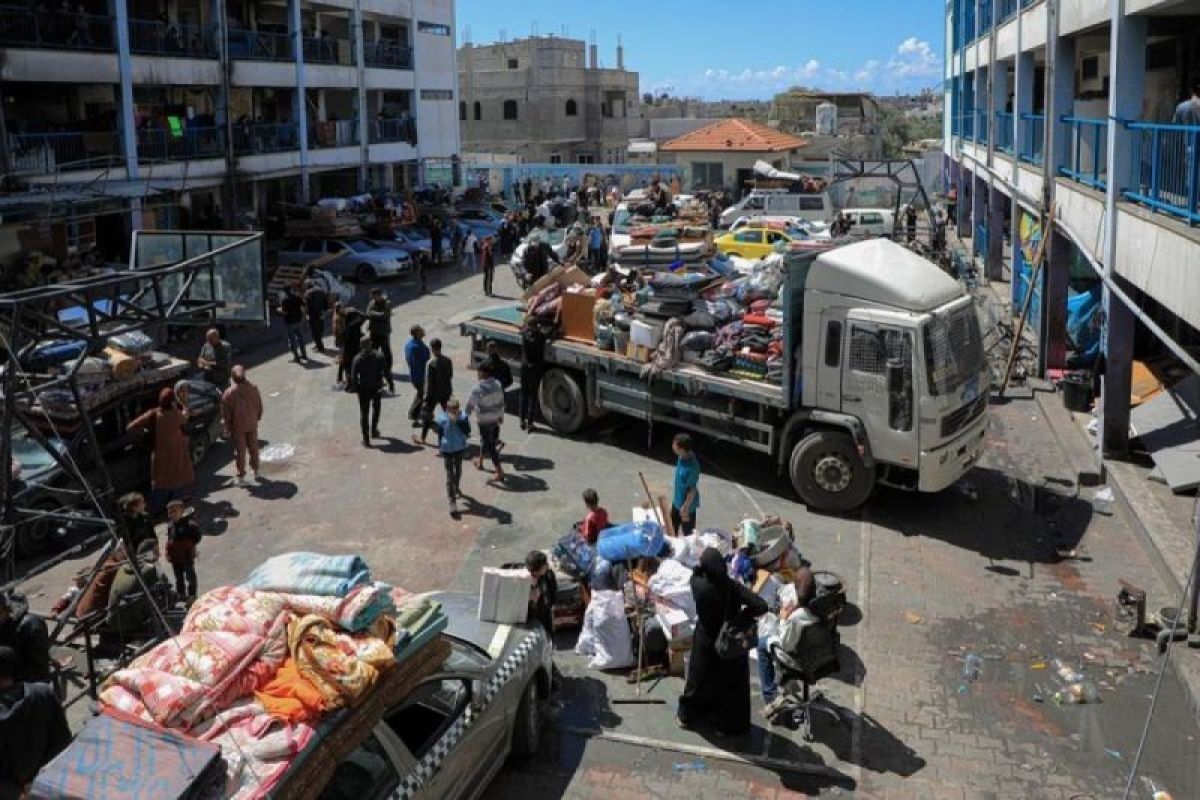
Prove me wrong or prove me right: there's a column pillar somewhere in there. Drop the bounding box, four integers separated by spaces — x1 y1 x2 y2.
986 184 1006 279
1048 34 1075 175
352 0 368 192
289 0 309 203
1103 288 1135 455
112 0 142 230
1044 228 1071 373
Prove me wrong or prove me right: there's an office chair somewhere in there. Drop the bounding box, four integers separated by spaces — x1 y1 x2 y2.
769 592 845 741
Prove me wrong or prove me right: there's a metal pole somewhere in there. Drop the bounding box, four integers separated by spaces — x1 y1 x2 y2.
1189 499 1199 636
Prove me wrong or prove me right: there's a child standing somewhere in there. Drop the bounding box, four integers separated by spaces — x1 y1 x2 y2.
165 500 202 599
580 488 609 545
671 433 701 535
525 550 557 635
435 398 471 517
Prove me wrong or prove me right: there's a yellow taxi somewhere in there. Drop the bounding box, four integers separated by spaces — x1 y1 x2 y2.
713 225 796 259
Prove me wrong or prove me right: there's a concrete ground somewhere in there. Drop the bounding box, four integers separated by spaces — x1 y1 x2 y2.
19 258 1200 799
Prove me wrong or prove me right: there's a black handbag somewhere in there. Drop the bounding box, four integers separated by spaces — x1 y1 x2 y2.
713 583 757 661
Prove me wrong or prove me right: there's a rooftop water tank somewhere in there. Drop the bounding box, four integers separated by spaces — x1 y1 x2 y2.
815 102 837 136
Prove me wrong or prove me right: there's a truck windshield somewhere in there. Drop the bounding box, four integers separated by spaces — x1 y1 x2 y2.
922 303 985 397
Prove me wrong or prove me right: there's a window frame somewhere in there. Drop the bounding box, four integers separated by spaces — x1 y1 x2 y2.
502 99 518 120
565 98 578 117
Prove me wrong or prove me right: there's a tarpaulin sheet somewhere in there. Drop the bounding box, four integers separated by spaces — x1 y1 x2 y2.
31 710 224 800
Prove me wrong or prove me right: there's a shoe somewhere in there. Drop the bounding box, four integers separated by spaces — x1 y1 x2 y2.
493 469 504 481
371 429 381 438
253 471 262 482
234 474 246 486
362 438 371 447
447 499 457 514
411 435 425 445
497 441 506 454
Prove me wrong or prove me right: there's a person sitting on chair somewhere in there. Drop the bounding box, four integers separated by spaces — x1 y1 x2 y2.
107 539 169 639
757 566 815 707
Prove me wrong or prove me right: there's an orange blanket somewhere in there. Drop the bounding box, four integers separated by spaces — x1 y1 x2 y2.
255 658 327 724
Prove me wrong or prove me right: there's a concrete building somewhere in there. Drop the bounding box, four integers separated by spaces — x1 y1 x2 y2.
944 0 1200 464
457 35 639 164
0 0 460 250
659 117 808 194
769 89 882 161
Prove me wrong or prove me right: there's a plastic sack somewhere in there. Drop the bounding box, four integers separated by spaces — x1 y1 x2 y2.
551 531 596 581
681 331 715 352
596 521 665 563
258 444 296 472
108 330 154 356
574 590 634 669
695 528 732 557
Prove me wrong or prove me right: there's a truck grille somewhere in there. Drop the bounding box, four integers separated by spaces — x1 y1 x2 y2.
941 395 986 439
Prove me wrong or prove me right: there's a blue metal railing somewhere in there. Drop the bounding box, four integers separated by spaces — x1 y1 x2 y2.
1125 121 1200 225
302 34 351 65
369 117 417 145
998 0 1019 21
227 27 291 61
8 131 122 173
1059 116 1108 190
1018 113 1044 164
0 5 113 50
961 111 976 141
129 18 217 57
975 109 989 145
308 119 358 148
364 40 412 69
995 111 1014 153
138 126 222 161
977 0 993 37
233 121 299 155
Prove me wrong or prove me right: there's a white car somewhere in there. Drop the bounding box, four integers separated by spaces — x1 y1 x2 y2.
839 208 897 238
279 238 413 283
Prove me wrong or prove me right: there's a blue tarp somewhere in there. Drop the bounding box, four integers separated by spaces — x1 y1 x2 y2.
1066 283 1103 367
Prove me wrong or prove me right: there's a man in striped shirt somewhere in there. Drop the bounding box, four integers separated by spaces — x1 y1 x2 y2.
466 363 506 481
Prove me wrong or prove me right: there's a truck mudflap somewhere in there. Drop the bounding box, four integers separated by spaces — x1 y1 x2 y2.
918 411 988 492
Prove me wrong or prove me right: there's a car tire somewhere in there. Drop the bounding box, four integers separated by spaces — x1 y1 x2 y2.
189 431 212 468
355 264 376 283
16 499 61 558
510 678 541 759
538 368 586 434
789 430 875 512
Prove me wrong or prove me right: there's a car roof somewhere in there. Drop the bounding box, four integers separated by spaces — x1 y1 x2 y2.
421 590 539 661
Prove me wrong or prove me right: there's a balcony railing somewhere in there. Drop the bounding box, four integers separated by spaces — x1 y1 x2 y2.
302 34 351 65
308 119 358 148
1125 122 1200 225
977 0 993 38
233 121 299 155
369 117 417 145
961 111 976 141
1018 113 1044 165
138 126 222 161
8 131 122 173
0 5 113 50
998 0 1019 21
975 110 989 146
129 18 217 57
227 27 291 61
364 40 412 69
995 111 1014 153
1059 116 1108 190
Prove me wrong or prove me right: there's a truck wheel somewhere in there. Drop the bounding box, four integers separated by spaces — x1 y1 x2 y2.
538 368 586 434
510 678 542 759
189 431 212 468
355 263 376 283
789 431 875 512
16 500 59 557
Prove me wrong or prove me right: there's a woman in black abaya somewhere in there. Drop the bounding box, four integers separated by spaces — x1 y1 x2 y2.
677 547 768 736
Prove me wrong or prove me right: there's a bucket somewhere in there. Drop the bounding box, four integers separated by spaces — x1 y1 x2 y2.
1060 373 1094 413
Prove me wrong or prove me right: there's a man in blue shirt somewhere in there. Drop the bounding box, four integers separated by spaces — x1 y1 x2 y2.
1172 81 1200 126
587 218 606 274
404 325 430 428
671 433 700 535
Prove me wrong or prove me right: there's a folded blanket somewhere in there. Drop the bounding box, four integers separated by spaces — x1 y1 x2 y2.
256 658 327 724
245 552 371 598
193 699 315 800
288 615 394 712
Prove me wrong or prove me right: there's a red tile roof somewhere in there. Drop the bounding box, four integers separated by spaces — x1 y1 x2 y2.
661 118 807 153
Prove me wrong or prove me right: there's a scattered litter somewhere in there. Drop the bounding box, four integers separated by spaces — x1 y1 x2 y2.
1032 684 1046 703
1030 662 1047 670
1052 658 1084 683
1082 652 1097 662
1090 622 1107 634
1056 548 1080 559
962 653 983 682
954 480 979 501
1054 682 1099 704
957 684 969 694
673 759 707 774
1105 749 1123 761
259 443 296 465
1018 643 1028 652
269 391 281 397
1153 792 1174 800
1069 733 1082 742
1093 487 1115 515
905 611 923 624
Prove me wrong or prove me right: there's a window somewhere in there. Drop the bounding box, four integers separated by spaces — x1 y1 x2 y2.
734 230 761 244
385 679 470 759
565 98 577 117
507 58 518 69
316 732 398 800
458 101 466 121
473 101 481 120
1080 55 1098 81
860 212 883 226
824 321 842 367
300 240 323 254
577 154 595 164
548 153 562 164
743 196 765 211
345 240 379 253
503 99 518 120
798 195 825 211
691 162 723 188
849 326 885 374
421 89 453 101
601 101 611 118
417 21 450 36
765 231 787 245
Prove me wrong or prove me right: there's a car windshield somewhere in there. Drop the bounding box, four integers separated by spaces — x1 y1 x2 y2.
11 431 64 475
344 240 378 253
547 229 568 246
923 302 986 397
612 208 632 234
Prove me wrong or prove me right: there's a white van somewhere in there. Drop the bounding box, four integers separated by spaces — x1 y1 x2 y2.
719 190 832 228
840 208 897 238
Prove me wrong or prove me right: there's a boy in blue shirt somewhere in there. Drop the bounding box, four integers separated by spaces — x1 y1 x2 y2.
671 433 700 535
436 398 471 517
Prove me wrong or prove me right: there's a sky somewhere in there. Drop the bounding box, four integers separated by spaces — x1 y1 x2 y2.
455 0 944 99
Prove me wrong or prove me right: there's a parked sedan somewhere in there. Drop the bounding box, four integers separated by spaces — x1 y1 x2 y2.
313 591 553 799
279 238 412 283
455 207 504 238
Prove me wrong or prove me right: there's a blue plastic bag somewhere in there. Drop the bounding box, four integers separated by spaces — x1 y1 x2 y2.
596 521 665 563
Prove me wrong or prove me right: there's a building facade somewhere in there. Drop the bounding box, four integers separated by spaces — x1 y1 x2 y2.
457 35 639 164
0 0 459 241
944 0 1200 460
659 118 809 194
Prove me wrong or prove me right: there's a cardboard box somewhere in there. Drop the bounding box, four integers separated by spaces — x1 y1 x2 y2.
478 567 531 624
560 289 597 343
668 645 690 677
656 605 695 642
521 264 592 301
630 319 663 348
626 342 652 363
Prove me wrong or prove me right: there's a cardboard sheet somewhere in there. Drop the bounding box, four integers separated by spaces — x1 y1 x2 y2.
1130 374 1200 493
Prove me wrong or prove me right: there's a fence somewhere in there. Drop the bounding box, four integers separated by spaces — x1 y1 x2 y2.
975 110 990 145
1059 116 1108 190
129 18 216 57
369 117 417 145
364 40 412 69
233 122 299 155
0 5 113 49
307 119 357 148
1018 113 1044 165
995 111 1014 152
8 131 122 173
137 126 222 161
302 34 351 65
227 27 290 60
1125 121 1200 225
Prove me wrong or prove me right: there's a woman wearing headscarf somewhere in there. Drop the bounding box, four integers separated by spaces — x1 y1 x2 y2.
126 386 195 511
678 547 767 736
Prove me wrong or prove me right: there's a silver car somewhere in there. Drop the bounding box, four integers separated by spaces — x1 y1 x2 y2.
311 591 554 800
279 238 412 283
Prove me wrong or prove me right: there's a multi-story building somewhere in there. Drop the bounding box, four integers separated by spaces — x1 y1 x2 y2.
457 35 639 164
769 89 882 160
0 0 459 245
944 0 1200 460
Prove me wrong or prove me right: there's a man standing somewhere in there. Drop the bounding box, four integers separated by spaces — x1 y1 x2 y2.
303 279 329 352
430 217 444 265
462 228 478 271
670 433 700 535
221 365 263 484
484 340 512 390
524 234 561 285
278 285 307 361
587 217 606 274
450 221 464 267
366 288 395 393
0 592 49 684
0 646 71 799
341 308 366 392
1172 80 1200 125
519 322 546 432
196 328 231 389
481 235 496 296
405 325 430 427
414 338 453 445
352 336 387 446
466 363 506 480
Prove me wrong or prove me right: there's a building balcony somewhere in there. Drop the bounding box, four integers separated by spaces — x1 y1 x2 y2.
0 5 114 51
1125 122 1200 226
1059 116 1108 191
1019 114 1044 165
228 28 291 61
129 18 218 58
233 121 299 155
308 119 358 148
995 111 1014 153
138 126 223 161
302 35 352 66
8 130 122 174
368 116 416 145
363 40 411 70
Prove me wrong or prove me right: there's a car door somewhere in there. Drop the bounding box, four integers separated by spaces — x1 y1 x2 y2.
841 312 918 467
314 729 401 800
764 229 789 252
323 240 353 276
730 229 764 257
